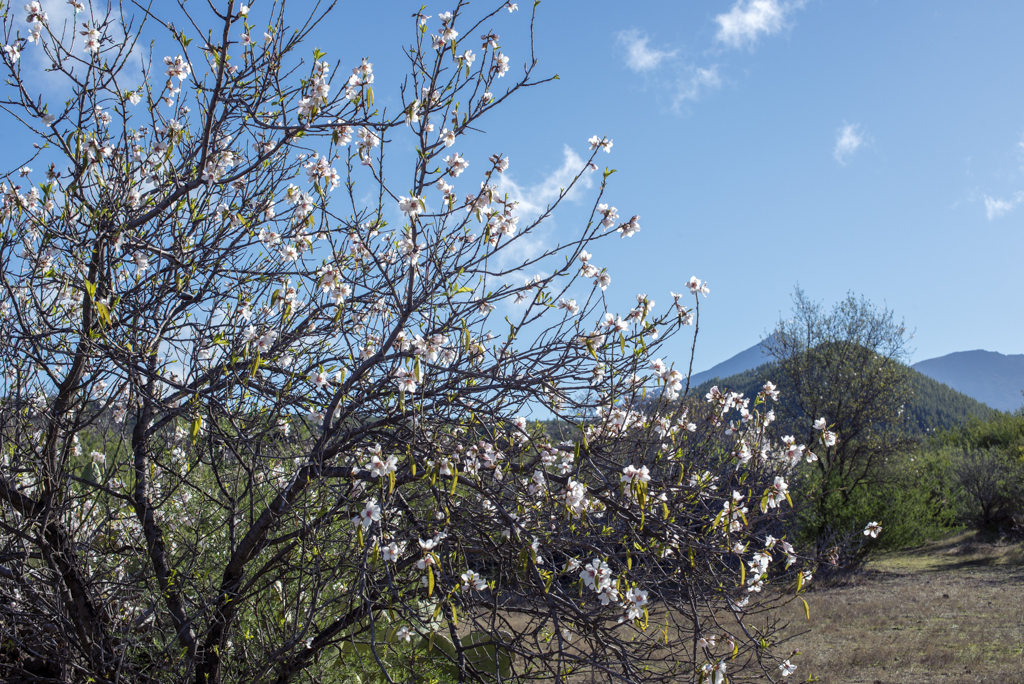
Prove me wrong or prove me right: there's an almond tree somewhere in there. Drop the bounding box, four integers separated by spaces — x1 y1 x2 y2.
0 2 823 683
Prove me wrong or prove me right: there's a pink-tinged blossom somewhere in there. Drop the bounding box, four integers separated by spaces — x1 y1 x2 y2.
598 204 618 229
481 32 499 49
353 499 381 528
398 195 424 218
863 521 882 538
624 587 648 620
256 329 278 354
461 570 488 591
394 367 418 393
382 541 404 562
620 464 651 485
490 154 509 173
368 452 398 478
557 298 579 315
81 25 104 53
765 476 789 509
563 479 590 515
527 469 546 495
686 276 710 296
491 52 509 77
588 135 613 153
580 558 612 592
617 215 640 238
445 152 469 177
164 55 191 81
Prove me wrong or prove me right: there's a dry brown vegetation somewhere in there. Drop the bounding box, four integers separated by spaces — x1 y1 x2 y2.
779 532 1024 683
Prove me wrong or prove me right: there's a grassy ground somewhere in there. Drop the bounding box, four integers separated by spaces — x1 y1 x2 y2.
779 532 1024 683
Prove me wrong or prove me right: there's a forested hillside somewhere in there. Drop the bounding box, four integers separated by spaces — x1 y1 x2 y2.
688 359 995 436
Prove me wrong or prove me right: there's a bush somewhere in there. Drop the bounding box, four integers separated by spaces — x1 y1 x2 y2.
952 448 1024 532
792 446 959 577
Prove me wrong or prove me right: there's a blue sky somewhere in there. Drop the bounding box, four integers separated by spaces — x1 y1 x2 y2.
5 0 1022 374
327 0 1024 372
347 0 1022 372
536 0 1024 371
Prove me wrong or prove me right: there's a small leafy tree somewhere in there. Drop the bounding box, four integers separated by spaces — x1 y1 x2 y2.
763 288 914 557
0 2 822 682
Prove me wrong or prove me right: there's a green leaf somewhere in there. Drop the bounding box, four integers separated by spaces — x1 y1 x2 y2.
81 461 101 484
94 301 111 326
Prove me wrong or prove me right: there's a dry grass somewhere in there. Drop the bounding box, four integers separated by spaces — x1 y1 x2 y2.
778 532 1024 683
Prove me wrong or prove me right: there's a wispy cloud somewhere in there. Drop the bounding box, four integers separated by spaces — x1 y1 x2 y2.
497 145 594 219
615 29 719 109
673 66 722 108
715 0 805 50
491 145 596 267
833 123 865 165
616 29 678 71
984 193 1024 220
21 3 147 94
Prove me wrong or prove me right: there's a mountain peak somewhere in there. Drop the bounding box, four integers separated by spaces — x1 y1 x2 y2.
690 343 1024 414
912 350 1024 412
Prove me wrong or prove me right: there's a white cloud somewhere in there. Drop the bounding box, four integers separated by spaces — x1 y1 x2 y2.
496 145 594 219
616 29 678 71
715 0 804 50
673 66 722 108
833 123 865 164
491 145 596 266
21 4 146 93
984 193 1024 220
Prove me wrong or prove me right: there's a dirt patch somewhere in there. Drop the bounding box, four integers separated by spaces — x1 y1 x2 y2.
779 533 1024 683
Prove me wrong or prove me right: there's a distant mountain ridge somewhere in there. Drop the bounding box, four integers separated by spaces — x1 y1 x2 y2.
687 340 773 387
690 342 1023 414
912 350 1024 413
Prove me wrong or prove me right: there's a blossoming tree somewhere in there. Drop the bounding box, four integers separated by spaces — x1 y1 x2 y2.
0 1 830 682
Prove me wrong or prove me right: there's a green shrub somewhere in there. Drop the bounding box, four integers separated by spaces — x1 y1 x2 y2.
793 447 959 556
